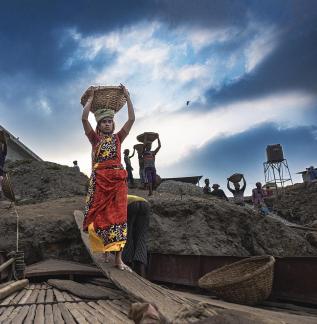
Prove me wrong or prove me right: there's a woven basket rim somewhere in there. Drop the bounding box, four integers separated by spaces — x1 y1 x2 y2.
80 85 126 107
198 255 275 289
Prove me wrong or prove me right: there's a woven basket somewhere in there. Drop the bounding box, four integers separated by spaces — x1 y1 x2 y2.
81 86 127 113
228 173 243 183
133 143 144 153
137 132 158 144
2 173 16 202
198 256 275 305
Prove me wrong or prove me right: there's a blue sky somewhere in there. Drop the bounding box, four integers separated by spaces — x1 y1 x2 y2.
1 0 316 194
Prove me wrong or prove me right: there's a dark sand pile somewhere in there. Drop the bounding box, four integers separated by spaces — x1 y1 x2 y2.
0 161 316 265
4 160 88 204
271 182 317 225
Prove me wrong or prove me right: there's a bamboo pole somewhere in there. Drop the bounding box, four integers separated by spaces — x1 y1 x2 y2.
0 279 29 300
0 258 15 273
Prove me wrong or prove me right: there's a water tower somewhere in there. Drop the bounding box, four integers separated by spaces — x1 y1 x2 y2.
263 144 292 192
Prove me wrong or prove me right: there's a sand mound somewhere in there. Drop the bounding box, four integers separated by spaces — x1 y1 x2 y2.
4 160 88 204
271 182 317 225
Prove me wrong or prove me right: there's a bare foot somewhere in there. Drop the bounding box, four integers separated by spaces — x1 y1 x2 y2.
115 263 132 272
104 253 110 263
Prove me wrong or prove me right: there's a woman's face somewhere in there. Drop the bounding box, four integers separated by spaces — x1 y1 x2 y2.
99 118 114 133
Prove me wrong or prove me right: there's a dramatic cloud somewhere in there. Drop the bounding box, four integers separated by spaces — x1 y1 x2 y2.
0 0 316 185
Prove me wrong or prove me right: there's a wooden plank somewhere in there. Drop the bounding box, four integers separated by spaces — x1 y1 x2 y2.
36 288 46 303
25 288 39 304
45 288 54 303
52 303 65 324
111 298 131 315
83 283 123 299
79 302 106 323
18 288 33 305
11 289 28 304
62 291 74 302
49 279 115 300
54 288 66 302
58 303 76 324
97 300 129 323
23 304 36 324
44 304 54 324
0 306 15 322
34 304 45 324
0 291 18 305
25 258 101 278
11 305 30 324
2 305 22 324
74 210 192 322
107 300 129 316
77 303 102 324
65 302 89 324
88 301 127 323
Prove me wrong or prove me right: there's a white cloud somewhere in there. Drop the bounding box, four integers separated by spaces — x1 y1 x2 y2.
244 25 278 73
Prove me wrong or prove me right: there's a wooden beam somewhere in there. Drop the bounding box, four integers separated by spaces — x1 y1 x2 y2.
74 210 193 322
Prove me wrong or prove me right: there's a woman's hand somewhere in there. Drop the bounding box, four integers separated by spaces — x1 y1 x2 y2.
120 83 130 98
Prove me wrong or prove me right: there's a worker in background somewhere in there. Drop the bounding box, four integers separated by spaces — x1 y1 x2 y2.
203 178 211 194
227 176 246 206
143 135 161 196
122 195 150 277
124 148 135 186
210 184 229 201
73 160 80 172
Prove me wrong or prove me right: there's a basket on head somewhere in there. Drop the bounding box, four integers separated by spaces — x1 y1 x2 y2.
198 255 275 305
228 173 243 183
2 173 16 202
133 143 144 153
137 132 158 144
81 86 127 113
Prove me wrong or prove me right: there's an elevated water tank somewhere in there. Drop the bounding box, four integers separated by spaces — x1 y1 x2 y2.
266 144 284 163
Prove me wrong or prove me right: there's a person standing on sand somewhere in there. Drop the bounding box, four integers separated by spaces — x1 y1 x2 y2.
82 84 135 271
124 148 135 186
203 178 211 194
227 176 246 206
143 136 161 196
73 160 80 172
210 184 229 201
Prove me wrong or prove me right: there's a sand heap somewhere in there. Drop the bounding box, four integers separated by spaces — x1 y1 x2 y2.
3 160 89 204
1 162 316 264
271 182 317 225
146 189 317 257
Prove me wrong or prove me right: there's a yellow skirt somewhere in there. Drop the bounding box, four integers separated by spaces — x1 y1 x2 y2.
88 223 126 252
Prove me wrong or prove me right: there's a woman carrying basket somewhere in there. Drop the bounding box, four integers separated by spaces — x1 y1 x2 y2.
82 84 135 271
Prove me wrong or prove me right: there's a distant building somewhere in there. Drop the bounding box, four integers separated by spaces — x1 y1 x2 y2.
0 125 42 162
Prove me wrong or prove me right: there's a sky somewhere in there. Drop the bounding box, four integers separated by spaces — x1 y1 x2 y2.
1 0 316 195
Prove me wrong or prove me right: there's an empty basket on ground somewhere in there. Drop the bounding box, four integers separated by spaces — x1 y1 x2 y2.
137 132 158 143
81 86 127 113
198 255 275 305
228 173 243 183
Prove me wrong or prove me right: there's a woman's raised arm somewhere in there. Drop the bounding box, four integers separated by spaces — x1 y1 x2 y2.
120 84 135 135
81 87 94 135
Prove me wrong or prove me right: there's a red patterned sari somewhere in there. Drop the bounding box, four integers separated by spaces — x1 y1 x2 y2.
83 129 128 252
